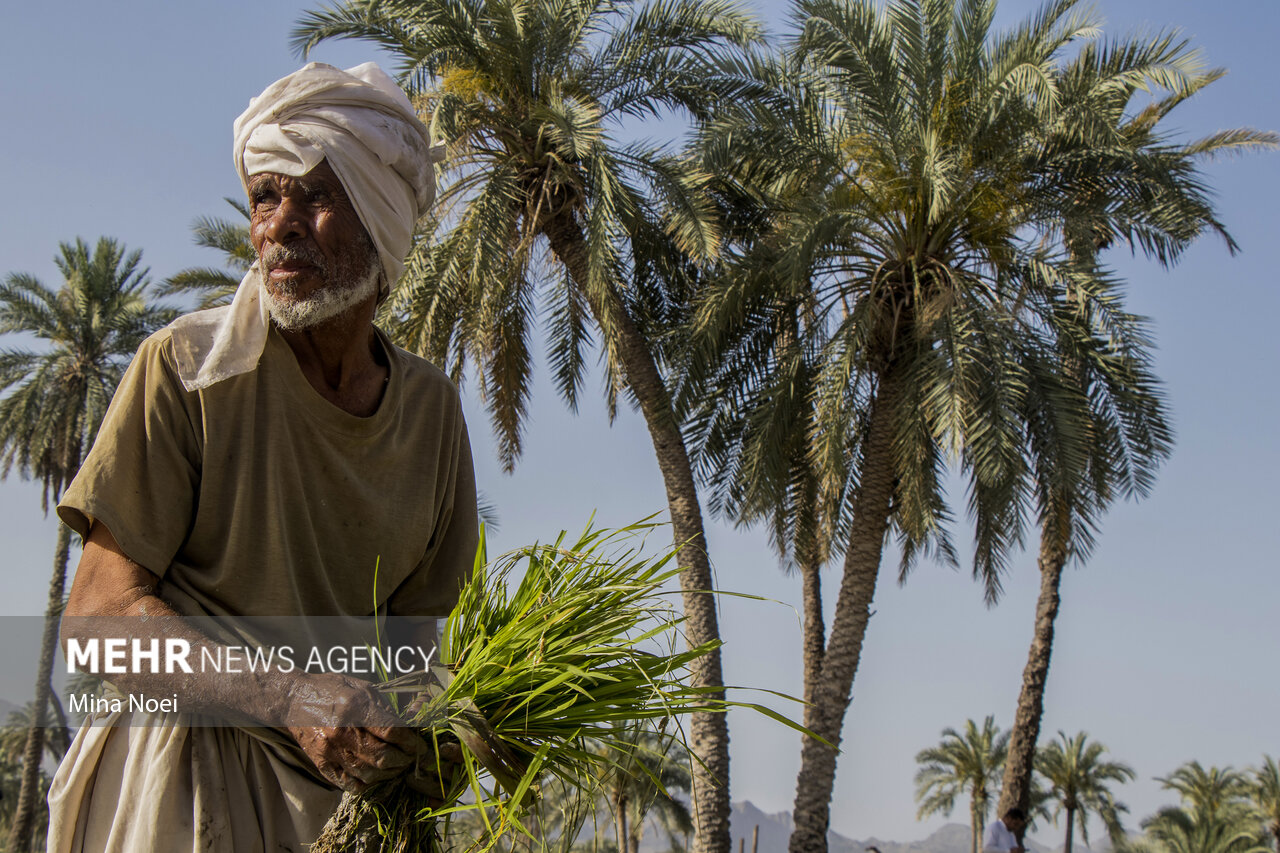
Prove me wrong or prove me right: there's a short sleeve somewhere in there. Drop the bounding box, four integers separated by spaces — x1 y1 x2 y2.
386 397 479 621
57 330 203 576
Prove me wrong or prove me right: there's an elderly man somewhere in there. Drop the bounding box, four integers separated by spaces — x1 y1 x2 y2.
48 63 476 852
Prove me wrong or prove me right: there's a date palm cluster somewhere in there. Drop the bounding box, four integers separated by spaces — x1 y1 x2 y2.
288 0 1273 850
915 725 1280 853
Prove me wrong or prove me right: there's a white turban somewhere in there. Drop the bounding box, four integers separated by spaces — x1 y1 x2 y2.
169 62 442 392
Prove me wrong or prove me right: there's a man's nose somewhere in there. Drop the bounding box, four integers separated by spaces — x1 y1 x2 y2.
262 198 308 244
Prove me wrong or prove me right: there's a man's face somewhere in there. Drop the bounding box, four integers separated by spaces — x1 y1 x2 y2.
1006 816 1026 834
248 160 380 329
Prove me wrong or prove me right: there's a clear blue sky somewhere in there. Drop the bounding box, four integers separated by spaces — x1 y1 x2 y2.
0 0 1276 846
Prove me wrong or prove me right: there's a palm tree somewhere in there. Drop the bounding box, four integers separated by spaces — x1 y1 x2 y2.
1121 806 1270 853
1249 757 1280 853
1158 763 1255 826
158 198 253 309
678 52 841 737
1034 732 1135 853
915 717 1009 853
0 748 49 845
682 2 1276 848
291 3 763 850
0 237 175 850
683 2 1226 850
599 726 694 853
995 41 1275 825
0 703 73 770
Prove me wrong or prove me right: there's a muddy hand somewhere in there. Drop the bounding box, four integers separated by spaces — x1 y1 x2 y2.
285 671 429 793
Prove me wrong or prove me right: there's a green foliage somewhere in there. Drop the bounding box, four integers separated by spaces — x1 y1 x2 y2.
0 702 68 767
915 717 1008 853
1249 757 1280 847
0 237 174 849
1122 805 1270 853
0 747 50 846
1034 731 1135 849
159 198 253 310
1117 759 1280 853
594 723 693 853
293 0 763 469
682 0 1274 599
1157 763 1257 827
0 237 176 509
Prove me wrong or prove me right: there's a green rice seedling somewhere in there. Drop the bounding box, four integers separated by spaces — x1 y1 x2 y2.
313 520 790 853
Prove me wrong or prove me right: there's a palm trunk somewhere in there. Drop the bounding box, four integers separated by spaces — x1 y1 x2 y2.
996 515 1068 830
629 807 644 853
798 547 825 727
1063 806 1075 853
970 802 980 853
786 311 825 728
795 472 825 728
542 214 730 853
974 793 987 853
788 369 901 853
618 791 632 853
9 522 73 851
48 693 71 758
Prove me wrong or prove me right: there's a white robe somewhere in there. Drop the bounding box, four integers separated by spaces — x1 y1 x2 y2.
48 706 341 853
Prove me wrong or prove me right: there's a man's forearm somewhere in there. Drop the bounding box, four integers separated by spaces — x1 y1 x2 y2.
62 580 297 724
62 522 437 792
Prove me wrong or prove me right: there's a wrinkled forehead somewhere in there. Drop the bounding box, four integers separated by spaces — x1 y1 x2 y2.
246 159 350 197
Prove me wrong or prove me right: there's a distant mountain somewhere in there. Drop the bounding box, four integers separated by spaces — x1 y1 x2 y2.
724 803 1081 853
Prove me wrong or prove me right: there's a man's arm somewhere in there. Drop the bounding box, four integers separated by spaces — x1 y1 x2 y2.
62 522 427 792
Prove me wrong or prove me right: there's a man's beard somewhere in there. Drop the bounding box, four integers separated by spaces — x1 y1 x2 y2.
258 241 381 331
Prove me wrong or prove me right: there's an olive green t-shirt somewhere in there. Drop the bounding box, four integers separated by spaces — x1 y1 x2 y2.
58 322 478 655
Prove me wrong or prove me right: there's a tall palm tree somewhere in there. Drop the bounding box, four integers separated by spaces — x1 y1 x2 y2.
0 237 175 850
291 4 762 851
685 2 1221 850
995 40 1276 825
1034 732 1135 853
679 51 842 736
1249 757 1280 853
915 717 1009 853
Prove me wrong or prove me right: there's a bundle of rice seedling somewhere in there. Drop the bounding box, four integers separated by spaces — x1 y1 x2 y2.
313 521 768 853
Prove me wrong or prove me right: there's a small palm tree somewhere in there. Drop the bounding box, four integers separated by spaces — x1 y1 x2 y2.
1035 732 1136 853
1249 757 1280 853
599 726 693 853
0 237 174 850
1121 805 1270 853
0 703 69 767
915 717 1009 853
1159 763 1255 825
158 198 253 309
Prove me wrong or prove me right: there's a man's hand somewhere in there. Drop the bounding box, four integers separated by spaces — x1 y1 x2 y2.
284 671 434 793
